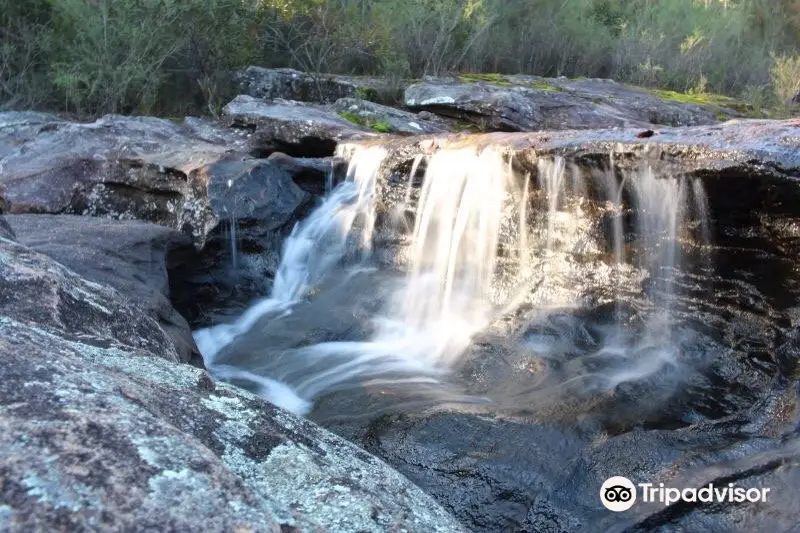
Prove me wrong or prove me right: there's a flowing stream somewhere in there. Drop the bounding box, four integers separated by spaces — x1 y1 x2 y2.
194 143 710 416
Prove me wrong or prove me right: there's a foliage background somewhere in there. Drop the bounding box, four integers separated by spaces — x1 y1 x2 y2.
1 0 799 116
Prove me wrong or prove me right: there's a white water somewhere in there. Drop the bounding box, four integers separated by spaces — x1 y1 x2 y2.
195 145 709 415
519 160 710 398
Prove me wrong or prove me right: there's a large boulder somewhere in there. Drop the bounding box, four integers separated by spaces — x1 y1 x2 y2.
5 214 200 365
223 95 375 157
0 236 466 533
404 75 745 131
0 112 245 247
205 158 313 238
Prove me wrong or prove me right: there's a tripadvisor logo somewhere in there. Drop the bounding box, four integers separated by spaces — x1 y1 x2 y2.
600 476 771 512
600 476 637 512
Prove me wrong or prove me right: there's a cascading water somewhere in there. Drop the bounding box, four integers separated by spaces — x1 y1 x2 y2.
194 146 387 412
194 143 710 416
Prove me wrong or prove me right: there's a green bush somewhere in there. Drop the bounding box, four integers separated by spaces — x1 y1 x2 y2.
48 0 180 115
1 0 799 116
771 53 800 103
0 0 54 110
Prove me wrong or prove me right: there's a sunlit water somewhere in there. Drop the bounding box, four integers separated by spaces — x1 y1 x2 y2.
194 144 710 415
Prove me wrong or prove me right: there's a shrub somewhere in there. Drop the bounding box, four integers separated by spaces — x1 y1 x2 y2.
770 53 800 104
0 0 54 110
48 0 180 115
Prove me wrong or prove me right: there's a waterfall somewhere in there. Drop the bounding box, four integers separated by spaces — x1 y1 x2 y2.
243 146 531 406
195 144 710 415
194 146 386 362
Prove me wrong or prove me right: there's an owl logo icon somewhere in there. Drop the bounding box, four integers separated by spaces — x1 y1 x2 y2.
600 476 637 511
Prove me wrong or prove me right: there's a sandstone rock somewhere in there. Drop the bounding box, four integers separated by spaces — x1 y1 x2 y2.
332 97 451 134
182 116 251 151
205 159 312 237
223 95 375 157
0 111 66 153
6 214 199 365
353 118 800 177
358 390 800 533
0 236 466 533
170 154 327 327
0 113 242 247
404 75 743 131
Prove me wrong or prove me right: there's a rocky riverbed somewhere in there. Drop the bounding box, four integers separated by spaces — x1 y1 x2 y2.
1 68 799 533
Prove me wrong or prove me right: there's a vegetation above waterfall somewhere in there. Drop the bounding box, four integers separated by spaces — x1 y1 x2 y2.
1 0 799 117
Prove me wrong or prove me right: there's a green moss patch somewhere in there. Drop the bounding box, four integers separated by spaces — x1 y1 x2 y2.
527 80 562 92
649 88 737 106
338 111 368 127
648 88 763 118
338 111 393 133
460 73 513 87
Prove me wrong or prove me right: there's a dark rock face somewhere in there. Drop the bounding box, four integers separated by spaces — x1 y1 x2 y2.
266 151 345 195
404 76 741 131
5 214 199 365
205 159 313 237
223 95 375 157
0 112 243 247
357 387 800 533
0 236 466 533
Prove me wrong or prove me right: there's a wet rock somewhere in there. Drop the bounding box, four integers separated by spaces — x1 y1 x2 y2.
205 158 313 237
404 76 742 131
234 66 391 104
0 236 466 533
5 214 199 365
0 113 245 247
349 382 800 533
223 95 376 157
332 97 452 134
